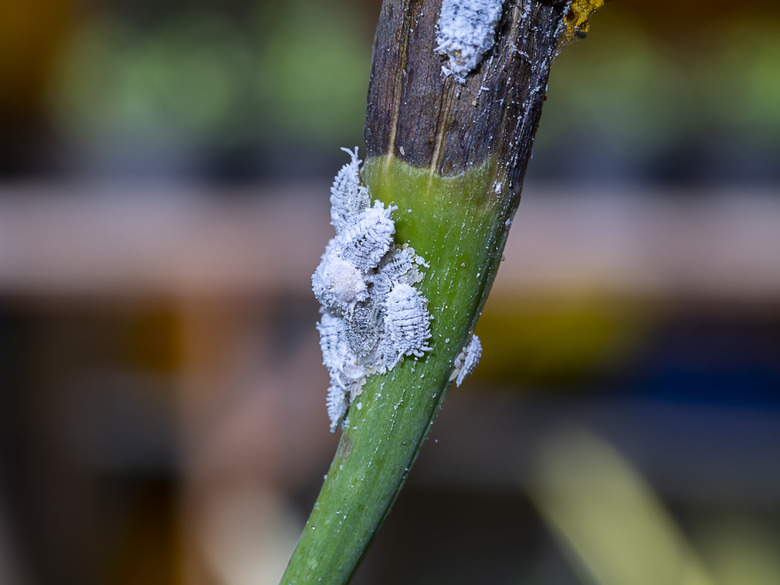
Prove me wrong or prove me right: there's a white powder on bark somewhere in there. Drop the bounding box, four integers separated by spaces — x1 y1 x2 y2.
435 0 506 83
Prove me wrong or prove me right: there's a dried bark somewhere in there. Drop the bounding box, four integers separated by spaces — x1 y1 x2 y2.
365 0 570 189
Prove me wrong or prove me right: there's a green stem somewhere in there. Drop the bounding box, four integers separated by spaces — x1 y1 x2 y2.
281 155 510 584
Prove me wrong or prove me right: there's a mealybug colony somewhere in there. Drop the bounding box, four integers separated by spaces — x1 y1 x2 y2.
313 148 434 431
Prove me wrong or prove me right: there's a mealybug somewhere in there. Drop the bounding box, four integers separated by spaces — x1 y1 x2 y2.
369 247 423 299
326 383 349 432
334 201 397 272
317 311 351 377
330 147 370 233
312 254 368 316
384 283 432 364
345 301 383 359
317 311 365 384
379 246 425 282
451 334 482 386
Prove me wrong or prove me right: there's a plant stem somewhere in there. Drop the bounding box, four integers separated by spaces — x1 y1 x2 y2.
281 1 601 583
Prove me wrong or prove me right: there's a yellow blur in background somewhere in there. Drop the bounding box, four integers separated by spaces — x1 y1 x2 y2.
1 0 779 584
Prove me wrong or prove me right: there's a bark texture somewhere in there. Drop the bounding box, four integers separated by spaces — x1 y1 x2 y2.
365 0 570 189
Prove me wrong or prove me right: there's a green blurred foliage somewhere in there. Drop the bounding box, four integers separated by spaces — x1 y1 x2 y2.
536 11 780 171
253 1 370 146
52 1 370 151
54 12 254 147
50 3 780 176
541 12 690 155
533 431 780 585
698 17 780 140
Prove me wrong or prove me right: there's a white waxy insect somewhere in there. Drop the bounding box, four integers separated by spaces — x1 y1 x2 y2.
318 311 367 431
384 283 432 364
317 311 363 382
450 334 482 386
334 201 397 273
330 147 370 233
317 311 350 377
345 301 383 359
369 247 424 299
326 383 349 432
435 0 506 83
312 254 368 316
380 246 425 282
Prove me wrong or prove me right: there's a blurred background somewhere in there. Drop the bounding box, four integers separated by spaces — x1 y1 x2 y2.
1 0 779 584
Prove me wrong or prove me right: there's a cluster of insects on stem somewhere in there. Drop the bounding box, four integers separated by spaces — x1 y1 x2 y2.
312 148 483 431
313 148 433 431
